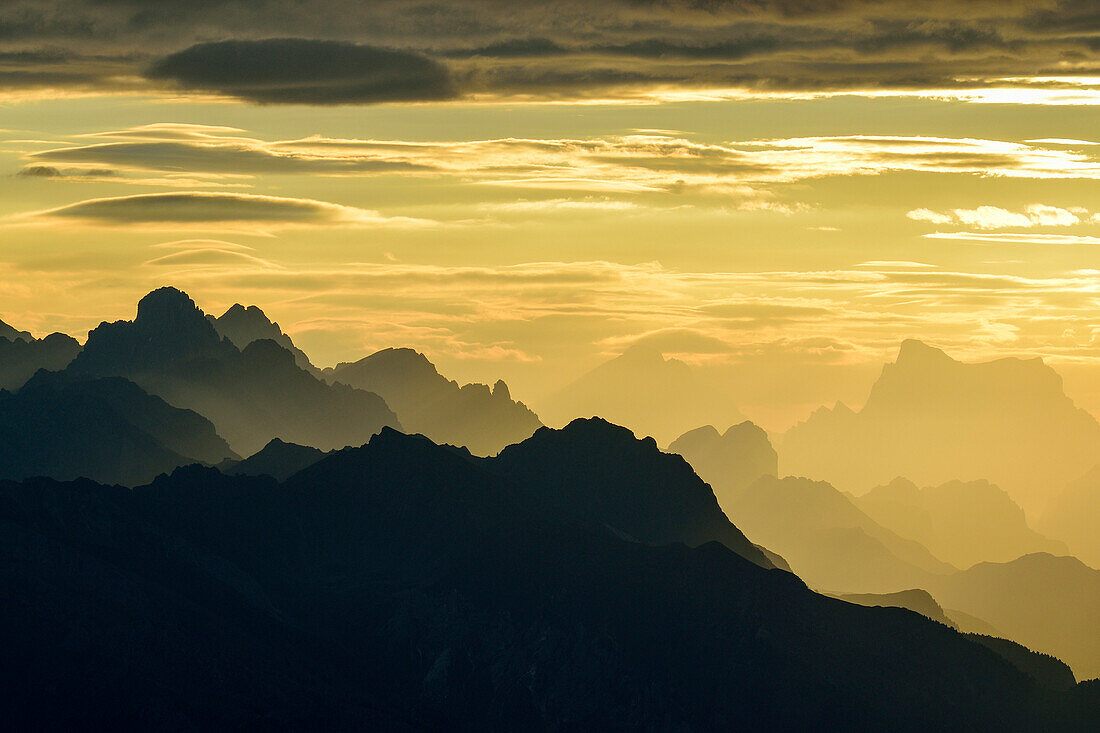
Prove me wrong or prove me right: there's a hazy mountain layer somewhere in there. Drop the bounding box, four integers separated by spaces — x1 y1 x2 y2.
727 475 957 593
541 344 746 446
65 287 400 455
0 375 236 485
1 429 1095 729
209 303 319 375
0 331 81 391
782 340 1100 515
223 438 328 482
1040 466 1100 570
856 478 1066 569
326 347 541 456
931 553 1100 681
669 421 778 509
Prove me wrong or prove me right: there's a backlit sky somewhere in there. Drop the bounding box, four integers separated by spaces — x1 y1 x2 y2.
1 0 1099 429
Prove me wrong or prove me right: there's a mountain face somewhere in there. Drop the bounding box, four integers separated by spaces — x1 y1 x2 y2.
1 429 1095 730
492 417 773 569
65 287 400 455
208 303 318 374
930 553 1100 681
224 438 327 482
727 475 956 593
855 477 1066 569
668 421 778 510
539 344 746 446
1039 465 1100 570
0 374 236 486
0 331 81 391
782 340 1100 515
325 347 541 456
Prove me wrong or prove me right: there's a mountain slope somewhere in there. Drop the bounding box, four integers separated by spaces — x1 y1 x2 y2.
782 340 1100 514
326 347 541 456
65 287 400 455
0 375 236 485
855 477 1066 569
1 430 1095 729
540 344 746 446
669 421 778 509
930 553 1100 681
492 417 773 568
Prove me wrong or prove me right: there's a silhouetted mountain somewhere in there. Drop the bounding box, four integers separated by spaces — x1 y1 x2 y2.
0 331 81 390
963 634 1079 692
224 438 327 481
1 427 1095 729
492 417 773 568
209 302 318 374
727 474 956 593
326 347 541 456
855 477 1066 569
0 317 32 343
0 374 236 485
1039 465 1100 570
65 287 400 455
931 553 1100 681
540 344 746 446
782 340 1100 514
669 421 778 509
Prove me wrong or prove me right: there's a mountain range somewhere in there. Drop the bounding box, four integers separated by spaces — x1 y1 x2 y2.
781 340 1100 515
0 325 80 391
3 423 1097 729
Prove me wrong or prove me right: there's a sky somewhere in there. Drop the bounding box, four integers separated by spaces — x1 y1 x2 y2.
1 0 1099 430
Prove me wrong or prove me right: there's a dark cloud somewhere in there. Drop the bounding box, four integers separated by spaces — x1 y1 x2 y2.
17 165 62 177
145 38 457 104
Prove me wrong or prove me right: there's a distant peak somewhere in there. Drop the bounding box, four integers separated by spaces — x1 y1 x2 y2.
617 342 665 363
135 286 204 326
491 379 511 400
895 339 954 366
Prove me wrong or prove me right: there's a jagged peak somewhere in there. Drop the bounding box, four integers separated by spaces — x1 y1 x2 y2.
895 339 955 366
491 379 511 400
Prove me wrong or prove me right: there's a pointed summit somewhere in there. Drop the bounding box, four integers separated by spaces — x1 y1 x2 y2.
895 339 954 367
209 302 317 373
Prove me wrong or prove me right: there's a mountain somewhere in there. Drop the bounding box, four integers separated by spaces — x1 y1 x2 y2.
0 330 81 391
0 374 236 485
668 421 778 509
830 588 957 628
0 317 32 343
223 438 327 481
64 287 400 455
539 344 746 446
208 302 318 374
726 474 956 593
1039 465 1100 569
492 417 773 568
1 427 1096 729
855 477 1066 569
325 347 541 456
931 553 1100 681
782 340 1100 515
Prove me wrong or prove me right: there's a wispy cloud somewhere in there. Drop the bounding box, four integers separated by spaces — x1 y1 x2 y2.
909 204 1087 229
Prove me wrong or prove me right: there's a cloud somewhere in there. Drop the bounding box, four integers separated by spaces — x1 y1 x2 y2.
145 39 457 104
908 204 1088 229
17 191 434 229
923 232 1100 245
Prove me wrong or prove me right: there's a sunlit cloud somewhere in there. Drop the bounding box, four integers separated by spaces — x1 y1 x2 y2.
909 204 1090 229
923 232 1100 246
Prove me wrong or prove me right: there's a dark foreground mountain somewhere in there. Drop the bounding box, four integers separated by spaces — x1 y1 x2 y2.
2 428 1096 730
492 418 773 568
540 344 746 446
326 347 541 456
208 302 319 374
64 287 400 455
930 553 1100 681
855 477 1066 569
1039 465 1100 570
0 374 236 485
0 329 80 391
223 438 328 482
782 340 1100 515
725 474 956 593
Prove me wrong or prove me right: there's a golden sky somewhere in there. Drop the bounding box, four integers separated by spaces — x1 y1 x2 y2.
1 1 1099 429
